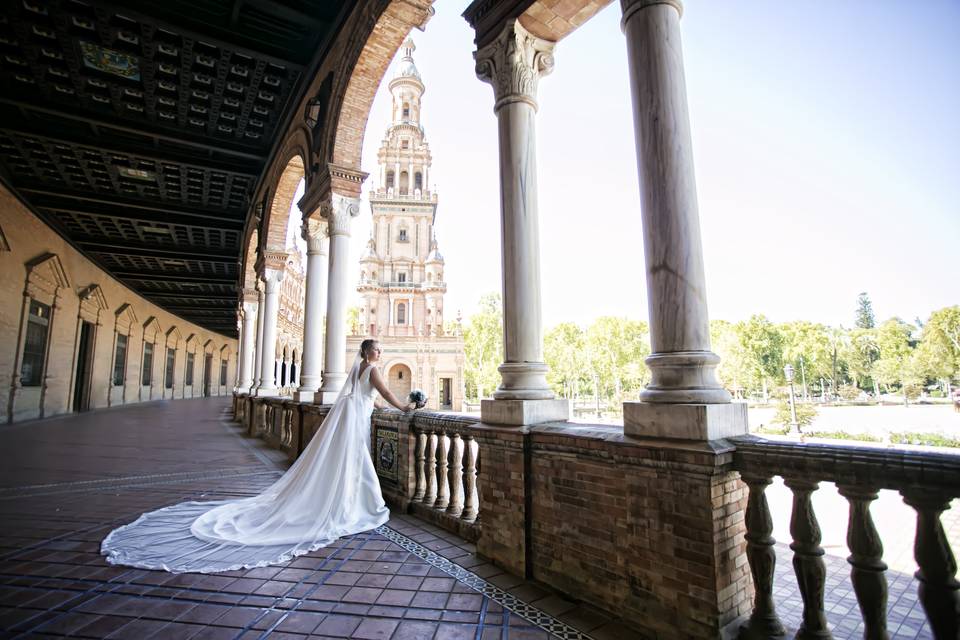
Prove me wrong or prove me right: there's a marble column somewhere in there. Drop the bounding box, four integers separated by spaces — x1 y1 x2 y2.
295 218 329 402
475 19 568 426
255 266 284 397
238 291 258 392
620 0 744 440
316 194 360 404
252 285 265 389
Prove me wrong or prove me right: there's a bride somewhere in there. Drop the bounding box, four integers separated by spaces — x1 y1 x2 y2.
101 339 416 573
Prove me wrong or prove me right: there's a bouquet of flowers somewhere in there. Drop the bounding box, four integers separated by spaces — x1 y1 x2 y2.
408 389 427 409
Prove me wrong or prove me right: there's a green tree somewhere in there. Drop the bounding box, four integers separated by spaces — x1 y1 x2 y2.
846 327 880 395
711 320 751 399
915 306 960 389
855 292 876 329
544 322 587 398
737 315 784 403
583 317 650 404
875 318 920 405
780 321 833 400
347 306 360 335
462 293 503 401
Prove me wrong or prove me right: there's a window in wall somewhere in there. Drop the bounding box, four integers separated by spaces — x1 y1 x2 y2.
142 342 153 386
397 302 406 325
386 171 394 188
21 300 51 387
397 272 406 283
220 358 228 386
415 172 422 191
400 171 408 195
113 333 127 386
165 348 175 388
401 139 409 149
186 352 195 386
398 228 408 242
402 102 410 118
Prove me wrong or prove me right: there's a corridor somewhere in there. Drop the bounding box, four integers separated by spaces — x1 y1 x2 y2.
0 398 620 639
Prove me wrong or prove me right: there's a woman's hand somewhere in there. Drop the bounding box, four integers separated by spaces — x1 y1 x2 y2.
403 402 416 412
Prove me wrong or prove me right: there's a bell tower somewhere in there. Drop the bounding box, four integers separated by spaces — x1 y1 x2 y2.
350 38 463 412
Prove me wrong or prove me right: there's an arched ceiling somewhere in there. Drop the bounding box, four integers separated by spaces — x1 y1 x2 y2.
0 0 355 338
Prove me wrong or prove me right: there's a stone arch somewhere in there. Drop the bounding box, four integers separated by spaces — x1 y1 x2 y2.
326 0 435 171
260 144 308 254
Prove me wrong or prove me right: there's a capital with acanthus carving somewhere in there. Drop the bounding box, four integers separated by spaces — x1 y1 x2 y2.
319 194 360 237
301 217 330 254
474 20 555 112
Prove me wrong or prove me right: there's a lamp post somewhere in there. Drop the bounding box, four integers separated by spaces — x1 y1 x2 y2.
784 363 800 434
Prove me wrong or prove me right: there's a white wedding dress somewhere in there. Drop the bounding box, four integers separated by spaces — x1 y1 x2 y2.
101 358 390 573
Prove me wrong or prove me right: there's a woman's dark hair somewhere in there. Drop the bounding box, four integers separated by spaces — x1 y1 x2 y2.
360 339 376 356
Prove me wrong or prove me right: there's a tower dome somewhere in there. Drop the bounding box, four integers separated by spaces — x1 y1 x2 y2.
393 38 421 82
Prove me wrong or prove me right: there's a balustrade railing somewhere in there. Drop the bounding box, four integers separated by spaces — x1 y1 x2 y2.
410 415 480 526
733 436 960 639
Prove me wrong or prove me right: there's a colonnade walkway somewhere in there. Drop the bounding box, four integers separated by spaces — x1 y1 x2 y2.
0 398 626 639
0 399 944 639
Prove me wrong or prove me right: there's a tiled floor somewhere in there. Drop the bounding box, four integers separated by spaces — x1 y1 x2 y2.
0 398 628 639
0 398 943 639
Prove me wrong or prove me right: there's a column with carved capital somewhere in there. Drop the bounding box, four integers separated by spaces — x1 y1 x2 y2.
295 218 329 402
238 290 258 392
255 258 285 397
252 284 265 389
474 19 568 426
620 0 746 440
317 194 360 403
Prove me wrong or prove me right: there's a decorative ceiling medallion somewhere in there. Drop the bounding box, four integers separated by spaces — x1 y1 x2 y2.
79 41 140 81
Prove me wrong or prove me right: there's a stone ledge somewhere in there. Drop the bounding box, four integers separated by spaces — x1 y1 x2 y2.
481 398 570 426
623 401 749 441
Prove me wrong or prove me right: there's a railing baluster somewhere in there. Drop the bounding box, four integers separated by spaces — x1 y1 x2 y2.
462 434 479 521
413 429 426 501
434 431 450 510
446 432 464 517
424 430 438 505
901 489 960 640
838 485 889 640
785 479 832 639
740 474 786 639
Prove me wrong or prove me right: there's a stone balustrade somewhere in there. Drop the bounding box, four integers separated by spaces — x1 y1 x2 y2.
732 435 960 640
234 393 960 639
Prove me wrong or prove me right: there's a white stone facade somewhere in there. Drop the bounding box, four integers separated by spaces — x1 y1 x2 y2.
350 39 464 411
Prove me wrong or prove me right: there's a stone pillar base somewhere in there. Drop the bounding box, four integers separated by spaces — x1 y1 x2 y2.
254 387 278 398
294 389 317 402
315 390 340 405
481 398 569 426
623 401 748 441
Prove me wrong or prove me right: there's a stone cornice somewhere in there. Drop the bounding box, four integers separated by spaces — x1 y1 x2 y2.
475 19 555 112
256 250 289 276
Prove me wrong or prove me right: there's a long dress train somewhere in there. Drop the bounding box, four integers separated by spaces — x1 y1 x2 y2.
100 359 389 573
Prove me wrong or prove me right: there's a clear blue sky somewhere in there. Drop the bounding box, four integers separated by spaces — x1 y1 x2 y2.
298 0 960 329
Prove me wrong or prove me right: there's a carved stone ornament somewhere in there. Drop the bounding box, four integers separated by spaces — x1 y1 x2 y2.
319 194 360 237
474 19 555 112
301 217 330 253
258 249 289 274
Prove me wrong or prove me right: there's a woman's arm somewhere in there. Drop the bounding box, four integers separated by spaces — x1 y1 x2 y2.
369 367 416 412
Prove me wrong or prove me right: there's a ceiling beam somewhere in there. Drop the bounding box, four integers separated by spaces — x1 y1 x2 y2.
38 204 245 232
141 291 239 301
22 188 246 227
79 241 238 263
112 271 237 285
162 306 236 313
0 124 262 177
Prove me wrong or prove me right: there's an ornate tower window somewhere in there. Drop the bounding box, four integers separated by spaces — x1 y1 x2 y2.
415 172 423 191
386 171 394 188
398 227 408 242
397 302 406 325
400 171 408 194
402 102 410 118
398 272 407 283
